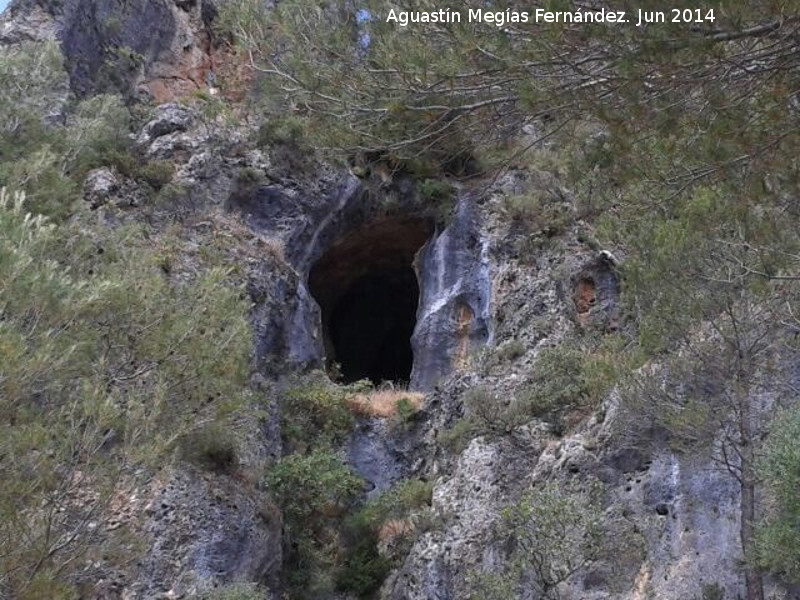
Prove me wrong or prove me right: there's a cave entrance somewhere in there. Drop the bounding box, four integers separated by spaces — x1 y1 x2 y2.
308 218 433 385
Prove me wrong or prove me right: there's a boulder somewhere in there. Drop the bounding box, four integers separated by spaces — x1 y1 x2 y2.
83 167 121 209
138 103 196 146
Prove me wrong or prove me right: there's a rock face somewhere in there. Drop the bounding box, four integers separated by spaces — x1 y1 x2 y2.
109 110 775 598
572 253 620 330
137 102 196 145
411 195 492 390
226 172 496 390
83 167 121 209
1 0 222 99
127 468 282 599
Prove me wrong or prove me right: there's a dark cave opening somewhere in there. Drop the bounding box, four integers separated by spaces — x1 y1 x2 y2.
308 218 433 385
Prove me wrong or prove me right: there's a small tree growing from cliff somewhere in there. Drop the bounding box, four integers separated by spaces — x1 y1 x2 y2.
470 479 603 600
611 183 800 600
265 451 364 597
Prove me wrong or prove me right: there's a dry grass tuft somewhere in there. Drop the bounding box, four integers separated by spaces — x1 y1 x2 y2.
345 390 425 418
378 518 416 545
208 212 286 262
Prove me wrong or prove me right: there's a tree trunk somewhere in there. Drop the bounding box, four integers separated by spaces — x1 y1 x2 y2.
739 382 764 600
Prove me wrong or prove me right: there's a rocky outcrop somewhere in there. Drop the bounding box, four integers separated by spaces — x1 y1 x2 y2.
126 467 282 599
83 167 121 209
1 0 223 100
137 102 196 145
411 195 492 390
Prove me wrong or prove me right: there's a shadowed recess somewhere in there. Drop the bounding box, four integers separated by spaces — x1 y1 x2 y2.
309 218 433 384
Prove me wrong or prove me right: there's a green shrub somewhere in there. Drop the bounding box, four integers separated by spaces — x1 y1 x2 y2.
417 178 457 224
394 397 419 425
438 417 481 454
67 94 132 177
495 340 526 363
699 583 725 600
0 43 135 220
502 192 573 242
334 538 393 596
265 451 363 599
470 480 603 599
256 116 307 148
139 160 175 190
755 407 800 582
419 178 454 202
441 344 618 446
438 386 516 453
101 148 140 178
337 478 434 596
353 479 433 531
0 189 253 597
265 450 363 529
513 343 618 435
178 424 238 473
153 182 192 210
466 386 522 436
0 149 78 220
0 41 68 162
281 376 354 451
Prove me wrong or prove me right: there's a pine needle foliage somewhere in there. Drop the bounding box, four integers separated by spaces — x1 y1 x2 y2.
0 189 253 599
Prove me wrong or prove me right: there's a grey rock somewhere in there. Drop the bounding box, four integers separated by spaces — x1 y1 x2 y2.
60 0 176 97
84 167 121 209
411 195 492 390
2 0 225 99
126 468 281 598
138 103 196 147
0 1 58 43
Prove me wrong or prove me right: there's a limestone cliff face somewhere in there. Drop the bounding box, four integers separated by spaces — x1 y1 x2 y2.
1 0 222 100
2 8 796 592
411 195 492 390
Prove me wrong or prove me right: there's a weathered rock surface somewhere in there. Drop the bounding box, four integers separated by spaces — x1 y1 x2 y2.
84 167 121 209
137 102 196 146
1 0 223 99
411 194 493 390
125 468 281 600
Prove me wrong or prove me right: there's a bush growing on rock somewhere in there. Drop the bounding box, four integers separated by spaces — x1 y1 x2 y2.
281 375 356 451
337 478 434 596
138 160 175 190
265 450 364 528
438 386 519 453
503 192 573 240
0 42 135 219
199 582 269 600
0 188 253 598
514 343 620 435
265 450 364 598
255 115 308 148
438 416 482 455
755 407 800 582
494 339 526 363
470 479 603 600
